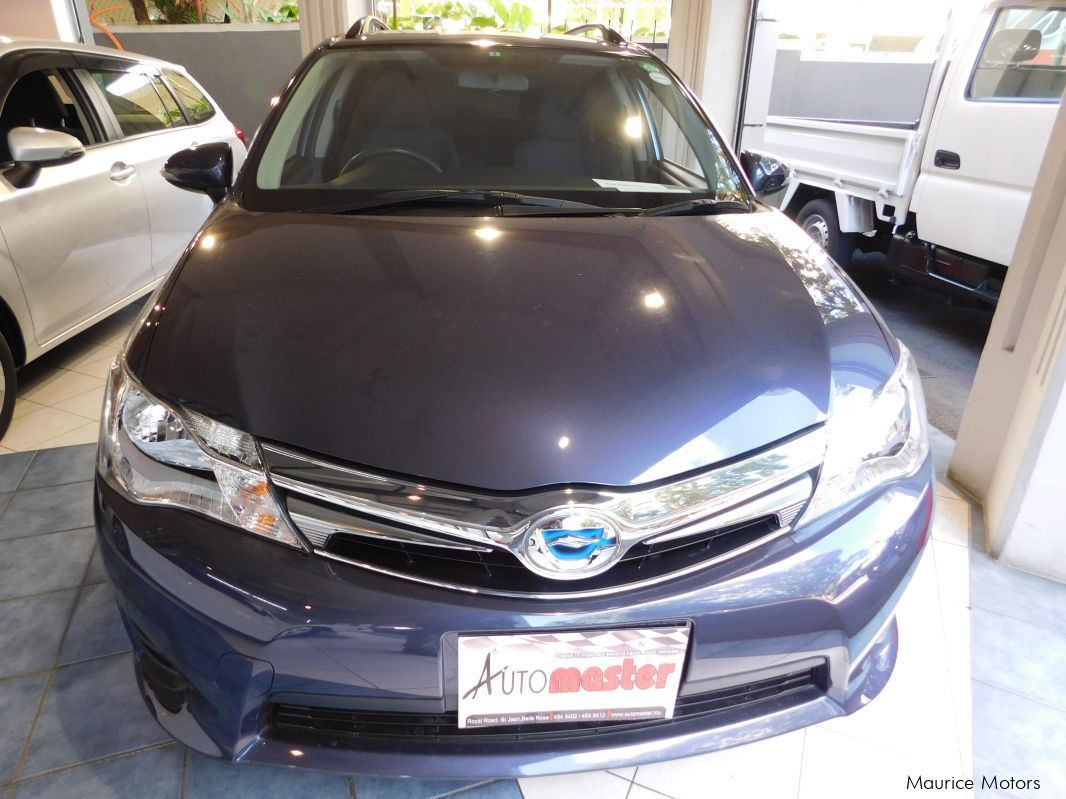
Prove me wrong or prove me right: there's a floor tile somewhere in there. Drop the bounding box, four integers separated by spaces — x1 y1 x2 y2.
52 385 106 421
0 529 95 600
47 343 117 375
453 781 522 798
798 727 942 799
0 490 11 516
633 730 803 799
972 681 1066 798
64 358 114 381
12 744 181 799
355 778 492 799
970 551 1066 636
37 423 100 450
85 545 107 585
1 407 90 452
607 766 636 780
17 370 104 410
626 787 669 799
22 653 169 776
185 751 352 798
11 401 46 421
59 583 131 665
0 673 49 784
0 481 94 540
520 770 631 799
971 607 1066 712
933 495 972 547
0 590 78 678
0 452 34 492
19 446 97 491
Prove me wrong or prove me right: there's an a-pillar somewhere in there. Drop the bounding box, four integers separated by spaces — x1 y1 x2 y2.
950 94 1066 582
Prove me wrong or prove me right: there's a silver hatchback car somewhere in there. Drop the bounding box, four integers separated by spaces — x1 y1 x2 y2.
0 38 245 436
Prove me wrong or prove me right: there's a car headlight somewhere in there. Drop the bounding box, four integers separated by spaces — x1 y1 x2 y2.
99 360 303 549
798 343 929 526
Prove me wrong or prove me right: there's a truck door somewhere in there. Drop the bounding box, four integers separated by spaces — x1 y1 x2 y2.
911 5 1065 267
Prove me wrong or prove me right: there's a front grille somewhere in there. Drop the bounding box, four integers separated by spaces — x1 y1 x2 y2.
263 429 822 598
268 664 827 744
311 500 782 595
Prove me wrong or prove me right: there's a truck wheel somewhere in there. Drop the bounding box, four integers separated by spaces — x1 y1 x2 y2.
0 334 15 440
798 199 858 267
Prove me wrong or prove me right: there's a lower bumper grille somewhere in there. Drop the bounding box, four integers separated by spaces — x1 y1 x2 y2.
268 664 827 744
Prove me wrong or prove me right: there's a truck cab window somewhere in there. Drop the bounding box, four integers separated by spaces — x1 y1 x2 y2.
969 7 1066 101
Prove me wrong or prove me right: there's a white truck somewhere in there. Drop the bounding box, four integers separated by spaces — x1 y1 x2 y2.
761 0 1064 305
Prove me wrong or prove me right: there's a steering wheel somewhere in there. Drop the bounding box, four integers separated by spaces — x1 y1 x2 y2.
339 147 443 176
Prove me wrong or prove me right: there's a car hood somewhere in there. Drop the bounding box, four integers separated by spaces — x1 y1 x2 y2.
135 206 896 491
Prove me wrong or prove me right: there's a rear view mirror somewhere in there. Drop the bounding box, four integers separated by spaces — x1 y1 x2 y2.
4 126 85 189
983 28 1042 64
739 150 791 198
162 142 233 203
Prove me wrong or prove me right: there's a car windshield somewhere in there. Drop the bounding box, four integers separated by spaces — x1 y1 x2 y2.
246 42 748 213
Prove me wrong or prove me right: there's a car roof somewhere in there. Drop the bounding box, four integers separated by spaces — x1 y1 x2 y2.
326 29 640 56
0 35 185 71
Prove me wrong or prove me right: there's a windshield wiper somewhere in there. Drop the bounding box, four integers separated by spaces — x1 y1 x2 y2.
640 198 752 217
300 190 607 215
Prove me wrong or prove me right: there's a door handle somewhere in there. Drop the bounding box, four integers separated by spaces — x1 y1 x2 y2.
110 162 136 181
934 150 961 170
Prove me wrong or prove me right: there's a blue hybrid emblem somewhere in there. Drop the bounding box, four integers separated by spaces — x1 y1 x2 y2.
523 509 621 577
541 527 612 561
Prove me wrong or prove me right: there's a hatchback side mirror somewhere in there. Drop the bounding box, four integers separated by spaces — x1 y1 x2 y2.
739 150 791 198
5 126 85 188
162 142 232 203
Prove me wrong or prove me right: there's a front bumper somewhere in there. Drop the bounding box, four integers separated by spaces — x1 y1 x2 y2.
95 457 933 778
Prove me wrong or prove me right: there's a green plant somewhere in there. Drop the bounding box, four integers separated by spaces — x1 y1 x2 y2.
151 0 199 23
408 0 534 32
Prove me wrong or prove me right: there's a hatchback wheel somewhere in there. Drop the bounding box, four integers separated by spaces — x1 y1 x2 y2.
0 334 15 439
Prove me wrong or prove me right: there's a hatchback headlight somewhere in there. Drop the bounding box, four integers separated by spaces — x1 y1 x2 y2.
798 343 929 526
99 360 303 549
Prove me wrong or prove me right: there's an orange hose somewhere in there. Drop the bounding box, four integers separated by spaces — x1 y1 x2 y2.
89 3 125 50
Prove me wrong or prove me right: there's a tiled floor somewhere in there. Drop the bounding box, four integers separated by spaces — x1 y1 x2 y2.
0 303 141 453
1 315 1064 798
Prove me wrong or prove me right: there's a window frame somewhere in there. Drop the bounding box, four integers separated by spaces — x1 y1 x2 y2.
0 50 109 158
159 69 216 125
84 66 179 138
965 5 1066 105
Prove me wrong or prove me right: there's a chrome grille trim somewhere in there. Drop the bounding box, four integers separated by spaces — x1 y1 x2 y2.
290 511 494 552
313 523 796 601
265 426 826 557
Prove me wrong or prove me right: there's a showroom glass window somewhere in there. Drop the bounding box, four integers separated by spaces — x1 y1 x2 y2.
969 7 1066 101
249 45 745 211
90 69 175 136
163 70 216 123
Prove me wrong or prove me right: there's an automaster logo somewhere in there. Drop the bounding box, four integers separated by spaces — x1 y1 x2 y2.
462 652 677 700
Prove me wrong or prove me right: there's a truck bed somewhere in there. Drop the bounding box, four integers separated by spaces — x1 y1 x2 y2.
762 115 922 209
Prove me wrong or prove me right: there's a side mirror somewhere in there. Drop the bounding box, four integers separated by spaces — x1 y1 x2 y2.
739 150 791 198
4 127 85 188
162 142 232 203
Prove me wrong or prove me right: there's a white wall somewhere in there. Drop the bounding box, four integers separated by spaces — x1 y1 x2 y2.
0 0 82 41
950 95 1066 581
667 0 755 148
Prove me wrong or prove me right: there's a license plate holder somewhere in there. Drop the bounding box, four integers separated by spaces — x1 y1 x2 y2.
456 625 690 729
